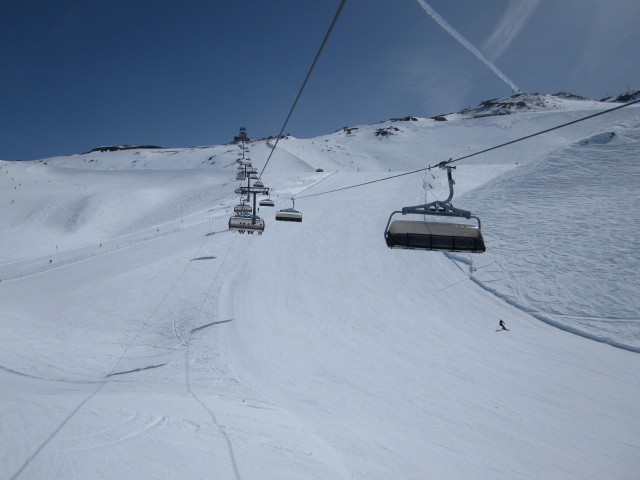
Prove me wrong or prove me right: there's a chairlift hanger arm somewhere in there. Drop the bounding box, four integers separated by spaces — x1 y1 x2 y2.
390 163 482 232
401 163 474 219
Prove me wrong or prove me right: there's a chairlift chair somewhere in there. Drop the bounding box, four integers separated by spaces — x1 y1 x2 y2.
254 180 264 188
276 198 302 222
234 203 252 213
384 164 485 253
228 214 265 235
259 198 275 207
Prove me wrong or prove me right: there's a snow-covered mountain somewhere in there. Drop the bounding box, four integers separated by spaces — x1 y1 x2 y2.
1 94 639 479
460 92 604 117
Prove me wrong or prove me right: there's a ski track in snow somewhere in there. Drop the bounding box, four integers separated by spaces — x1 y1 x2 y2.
3 212 228 478
2 166 350 479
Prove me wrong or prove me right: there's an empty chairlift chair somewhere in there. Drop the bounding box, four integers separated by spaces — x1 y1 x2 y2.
276 198 302 222
234 202 252 214
260 197 275 207
384 165 485 253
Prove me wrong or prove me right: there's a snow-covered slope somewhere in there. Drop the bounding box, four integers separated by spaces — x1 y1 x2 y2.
1 96 639 479
464 122 640 351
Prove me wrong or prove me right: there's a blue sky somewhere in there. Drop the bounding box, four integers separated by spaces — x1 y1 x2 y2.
2 0 639 160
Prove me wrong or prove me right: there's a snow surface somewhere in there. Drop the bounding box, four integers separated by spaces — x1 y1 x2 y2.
1 96 639 479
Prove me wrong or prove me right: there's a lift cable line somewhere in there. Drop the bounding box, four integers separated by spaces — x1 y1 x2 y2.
259 0 348 179
296 97 640 201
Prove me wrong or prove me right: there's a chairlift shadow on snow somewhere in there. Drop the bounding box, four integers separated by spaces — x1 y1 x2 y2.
205 229 229 236
190 319 233 333
191 256 217 261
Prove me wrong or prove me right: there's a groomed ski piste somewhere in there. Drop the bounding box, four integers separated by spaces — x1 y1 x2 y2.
1 94 639 479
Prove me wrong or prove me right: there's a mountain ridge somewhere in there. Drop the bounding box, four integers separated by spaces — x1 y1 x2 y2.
38 91 637 161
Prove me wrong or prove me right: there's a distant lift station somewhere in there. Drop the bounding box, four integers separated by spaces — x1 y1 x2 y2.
234 127 249 143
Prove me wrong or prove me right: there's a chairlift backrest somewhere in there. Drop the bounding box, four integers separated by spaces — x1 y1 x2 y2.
385 218 485 252
229 214 265 232
234 203 252 213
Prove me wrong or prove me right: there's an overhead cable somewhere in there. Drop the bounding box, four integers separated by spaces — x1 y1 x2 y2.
259 0 348 178
296 97 640 200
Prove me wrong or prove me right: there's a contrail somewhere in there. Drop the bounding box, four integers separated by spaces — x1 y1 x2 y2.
483 0 541 61
415 0 522 94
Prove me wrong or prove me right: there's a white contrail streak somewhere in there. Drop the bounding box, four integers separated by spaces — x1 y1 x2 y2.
414 0 522 93
483 0 541 61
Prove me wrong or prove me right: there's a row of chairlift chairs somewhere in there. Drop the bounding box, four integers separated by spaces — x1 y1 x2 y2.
230 144 484 253
228 145 302 235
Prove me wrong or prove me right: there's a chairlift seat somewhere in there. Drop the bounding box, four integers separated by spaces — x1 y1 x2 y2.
234 204 252 213
275 209 302 222
385 220 485 252
259 198 275 207
229 214 265 233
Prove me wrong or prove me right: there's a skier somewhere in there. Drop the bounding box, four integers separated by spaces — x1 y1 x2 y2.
499 319 509 331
